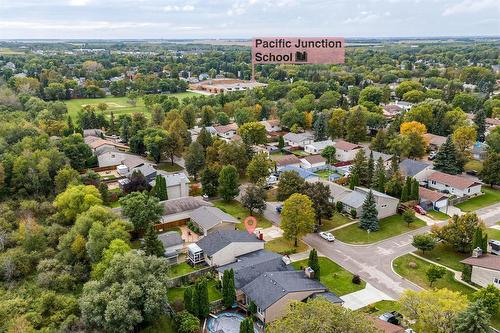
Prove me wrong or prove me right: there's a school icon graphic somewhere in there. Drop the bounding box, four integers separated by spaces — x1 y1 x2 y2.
295 51 308 62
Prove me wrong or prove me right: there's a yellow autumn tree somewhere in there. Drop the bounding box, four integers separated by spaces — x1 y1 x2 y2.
400 121 427 135
304 112 313 129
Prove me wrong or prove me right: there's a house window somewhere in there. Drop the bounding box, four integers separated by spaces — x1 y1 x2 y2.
431 180 436 185
468 189 470 193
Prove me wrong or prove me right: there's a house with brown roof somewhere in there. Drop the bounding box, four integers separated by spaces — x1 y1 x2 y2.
332 139 363 162
419 187 449 211
370 318 405 333
423 133 447 150
486 117 500 134
426 171 482 197
300 155 327 170
84 135 128 153
260 119 282 133
214 123 238 140
461 250 500 288
275 154 301 171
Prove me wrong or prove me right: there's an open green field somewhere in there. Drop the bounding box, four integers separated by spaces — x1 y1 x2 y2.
65 92 200 120
292 257 365 296
0 48 25 55
332 214 426 244
416 242 469 271
213 200 273 230
456 187 500 212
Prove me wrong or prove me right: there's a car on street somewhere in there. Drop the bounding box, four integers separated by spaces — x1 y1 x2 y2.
275 205 282 213
379 311 402 326
319 232 335 242
428 151 437 160
466 170 478 176
413 205 426 215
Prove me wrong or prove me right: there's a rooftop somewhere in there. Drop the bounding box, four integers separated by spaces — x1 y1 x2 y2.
214 123 238 134
158 231 183 248
301 154 326 165
305 139 334 150
399 158 431 177
461 254 500 271
283 132 313 143
280 165 319 180
428 171 480 190
334 139 362 151
275 154 301 166
189 206 239 232
196 230 262 256
424 133 447 146
419 186 448 203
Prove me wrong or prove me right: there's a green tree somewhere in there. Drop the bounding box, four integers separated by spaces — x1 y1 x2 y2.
218 165 239 201
454 300 491 333
200 167 219 197
472 284 500 316
241 184 267 215
278 135 285 150
54 166 81 193
410 178 420 201
194 278 210 318
328 108 347 139
196 127 213 151
91 239 131 279
53 185 102 222
143 129 169 164
151 175 168 201
359 190 379 232
58 133 93 171
246 152 272 184
366 151 374 186
239 317 254 333
412 234 437 254
308 249 320 280
175 311 200 333
433 136 464 175
141 225 165 257
359 86 383 105
320 146 336 164
222 269 236 308
426 264 446 287
119 192 164 232
373 157 387 193
431 213 484 253
267 297 379 333
472 228 488 253
276 170 305 201
402 209 415 227
370 129 389 153
80 252 169 333
238 122 267 146
216 112 230 125
185 142 205 180
184 286 195 314
313 112 328 141
479 152 500 186
350 149 368 186
281 193 315 247
346 106 367 143
302 182 334 226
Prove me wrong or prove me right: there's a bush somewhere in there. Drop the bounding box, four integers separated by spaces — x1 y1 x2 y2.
175 311 200 333
336 201 343 213
352 274 361 285
408 261 418 269
187 221 201 235
462 264 472 283
350 208 357 219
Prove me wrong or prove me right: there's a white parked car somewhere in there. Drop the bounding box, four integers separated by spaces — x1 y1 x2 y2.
319 232 335 242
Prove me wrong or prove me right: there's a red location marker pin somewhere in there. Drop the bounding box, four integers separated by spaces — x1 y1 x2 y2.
244 216 257 234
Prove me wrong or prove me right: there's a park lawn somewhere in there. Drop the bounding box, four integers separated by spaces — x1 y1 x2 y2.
265 237 308 255
415 242 469 271
393 254 475 296
157 162 184 172
166 262 203 278
332 214 426 244
213 200 273 230
167 280 222 304
292 257 365 296
456 187 500 212
140 315 176 333
427 210 449 221
358 300 400 316
319 213 352 231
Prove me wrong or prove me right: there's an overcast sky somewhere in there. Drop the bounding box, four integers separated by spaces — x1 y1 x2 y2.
0 0 499 39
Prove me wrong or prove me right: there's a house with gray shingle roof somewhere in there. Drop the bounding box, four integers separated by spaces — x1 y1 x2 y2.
337 186 399 219
192 230 263 266
189 206 240 237
399 158 433 182
283 132 314 148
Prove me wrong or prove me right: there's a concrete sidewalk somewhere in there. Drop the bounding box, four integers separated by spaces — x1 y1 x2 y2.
340 283 394 310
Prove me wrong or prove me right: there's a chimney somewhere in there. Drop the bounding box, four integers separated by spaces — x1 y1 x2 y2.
472 247 483 258
305 267 315 279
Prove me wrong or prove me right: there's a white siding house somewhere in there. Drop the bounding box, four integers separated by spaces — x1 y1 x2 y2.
427 171 482 198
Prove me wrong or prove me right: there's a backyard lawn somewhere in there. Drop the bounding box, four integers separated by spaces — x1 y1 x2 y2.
292 257 365 296
265 237 308 254
157 162 184 172
166 262 203 278
358 300 400 316
167 279 222 304
319 213 352 231
140 315 176 333
213 200 273 230
393 254 475 296
65 92 199 120
332 214 426 244
456 187 500 212
427 210 449 221
415 242 469 271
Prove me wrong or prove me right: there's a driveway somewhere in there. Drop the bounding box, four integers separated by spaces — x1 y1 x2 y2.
263 201 282 225
476 202 500 226
341 283 394 310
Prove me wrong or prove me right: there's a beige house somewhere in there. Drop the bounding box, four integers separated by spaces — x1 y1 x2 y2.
335 186 400 219
461 252 500 289
427 171 482 198
332 139 363 162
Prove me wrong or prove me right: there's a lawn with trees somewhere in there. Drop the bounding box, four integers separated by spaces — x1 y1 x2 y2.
213 200 273 230
456 187 500 212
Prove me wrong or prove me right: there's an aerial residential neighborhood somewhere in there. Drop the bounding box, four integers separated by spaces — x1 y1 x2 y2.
1 1 500 333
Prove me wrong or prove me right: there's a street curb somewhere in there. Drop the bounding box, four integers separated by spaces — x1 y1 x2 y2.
389 257 425 291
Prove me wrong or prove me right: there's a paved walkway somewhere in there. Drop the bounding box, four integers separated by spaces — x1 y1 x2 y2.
341 283 394 310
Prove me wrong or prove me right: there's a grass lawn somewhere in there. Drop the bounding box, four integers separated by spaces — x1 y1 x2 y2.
427 210 449 221
464 159 483 173
140 315 176 333
65 92 199 120
358 300 400 316
157 162 184 172
332 214 426 244
486 227 500 240
415 242 469 271
265 237 308 255
319 213 352 231
167 279 222 304
166 262 203 278
292 257 365 296
456 187 500 212
393 254 475 296
213 200 273 230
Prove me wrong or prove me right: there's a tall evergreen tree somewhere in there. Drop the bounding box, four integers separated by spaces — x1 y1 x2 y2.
389 155 399 177
141 224 165 257
278 135 285 150
410 178 420 201
239 317 254 333
313 112 328 141
349 173 359 190
454 300 491 333
222 269 236 308
401 182 409 202
472 228 488 253
218 165 239 201
374 157 387 193
195 278 210 318
151 175 168 201
184 286 194 314
367 151 374 187
351 149 368 186
308 249 320 280
474 109 486 141
433 136 464 175
359 190 379 231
